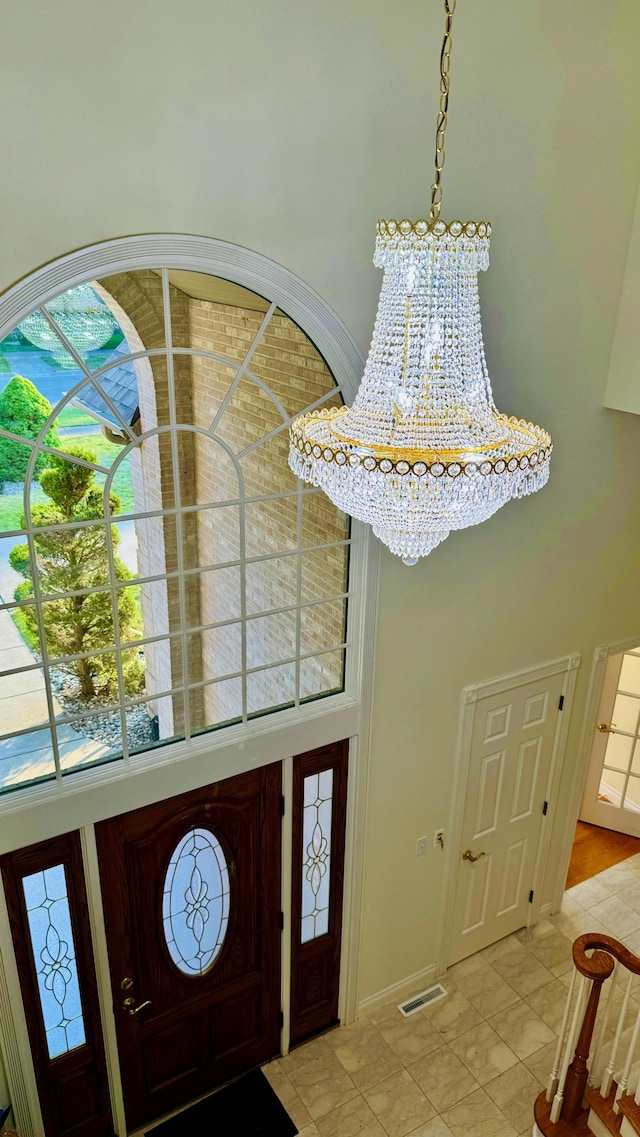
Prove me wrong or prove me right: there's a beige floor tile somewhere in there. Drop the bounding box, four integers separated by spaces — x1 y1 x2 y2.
364 1069 436 1137
406 1120 455 1137
325 1016 376 1047
449 1020 518 1084
262 1059 298 1103
615 881 640 914
525 929 573 977
452 962 520 1018
590 894 640 938
279 1033 333 1073
409 1043 479 1113
332 1022 404 1091
369 999 405 1026
516 919 556 944
524 979 573 1034
565 876 612 909
378 1009 442 1063
297 1127 321 1137
286 1051 359 1121
422 988 484 1042
522 1039 559 1084
444 953 485 982
316 1094 386 1137
484 1061 544 1133
441 1086 518 1137
480 935 524 964
488 999 556 1059
490 945 554 998
287 1094 313 1130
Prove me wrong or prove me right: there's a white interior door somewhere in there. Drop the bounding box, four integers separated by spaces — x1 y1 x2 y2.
580 646 640 835
448 671 565 964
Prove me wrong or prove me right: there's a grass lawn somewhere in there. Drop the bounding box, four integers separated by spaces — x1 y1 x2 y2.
0 432 134 532
56 406 96 429
10 606 39 651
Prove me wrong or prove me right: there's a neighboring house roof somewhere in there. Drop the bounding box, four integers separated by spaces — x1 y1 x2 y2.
70 340 139 431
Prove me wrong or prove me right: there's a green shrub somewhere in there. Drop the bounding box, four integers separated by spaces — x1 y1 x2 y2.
0 376 59 484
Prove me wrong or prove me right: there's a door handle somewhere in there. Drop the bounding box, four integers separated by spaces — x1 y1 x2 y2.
122 996 152 1016
596 722 616 734
462 849 486 863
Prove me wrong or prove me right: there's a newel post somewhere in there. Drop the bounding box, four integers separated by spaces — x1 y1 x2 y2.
562 942 615 1123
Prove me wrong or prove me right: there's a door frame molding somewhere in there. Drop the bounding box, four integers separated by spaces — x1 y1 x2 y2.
437 653 581 975
547 634 640 913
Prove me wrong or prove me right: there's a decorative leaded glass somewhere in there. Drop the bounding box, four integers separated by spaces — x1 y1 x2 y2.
22 864 86 1059
301 769 333 943
162 827 230 976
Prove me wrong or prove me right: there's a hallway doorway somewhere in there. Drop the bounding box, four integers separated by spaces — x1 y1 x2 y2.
566 644 640 891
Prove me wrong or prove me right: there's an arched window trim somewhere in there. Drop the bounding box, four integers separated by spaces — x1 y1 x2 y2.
0 235 378 823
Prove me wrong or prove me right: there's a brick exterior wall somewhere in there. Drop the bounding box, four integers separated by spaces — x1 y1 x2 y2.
95 279 348 737
188 300 347 721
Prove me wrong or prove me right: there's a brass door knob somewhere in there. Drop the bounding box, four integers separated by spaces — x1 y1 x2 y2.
596 723 616 734
462 849 486 863
122 995 152 1016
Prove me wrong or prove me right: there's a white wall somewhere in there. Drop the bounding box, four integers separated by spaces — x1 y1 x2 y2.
1 0 640 1013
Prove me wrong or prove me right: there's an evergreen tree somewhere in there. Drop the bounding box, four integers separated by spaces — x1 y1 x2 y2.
0 375 60 485
10 443 144 700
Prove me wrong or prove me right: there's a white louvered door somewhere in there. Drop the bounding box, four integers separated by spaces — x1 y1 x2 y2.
449 672 565 964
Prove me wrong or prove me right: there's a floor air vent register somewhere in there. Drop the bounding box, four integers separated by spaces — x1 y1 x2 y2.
398 983 448 1017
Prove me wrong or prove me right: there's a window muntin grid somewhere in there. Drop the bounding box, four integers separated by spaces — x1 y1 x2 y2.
0 271 350 794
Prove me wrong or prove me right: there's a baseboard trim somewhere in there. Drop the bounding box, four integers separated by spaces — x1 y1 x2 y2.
356 964 438 1018
537 902 553 921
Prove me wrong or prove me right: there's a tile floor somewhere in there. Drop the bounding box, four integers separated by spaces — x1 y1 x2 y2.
263 851 640 1137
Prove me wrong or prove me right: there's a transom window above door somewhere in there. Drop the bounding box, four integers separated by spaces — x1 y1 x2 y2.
0 267 350 794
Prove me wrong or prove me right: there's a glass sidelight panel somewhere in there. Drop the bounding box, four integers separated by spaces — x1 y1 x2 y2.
290 741 348 1047
22 863 86 1058
301 769 334 944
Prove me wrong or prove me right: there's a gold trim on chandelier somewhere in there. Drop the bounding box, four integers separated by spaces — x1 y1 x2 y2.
377 218 492 239
291 407 552 478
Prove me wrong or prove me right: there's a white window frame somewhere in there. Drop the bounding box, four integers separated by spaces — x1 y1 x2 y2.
0 236 379 1137
0 235 377 837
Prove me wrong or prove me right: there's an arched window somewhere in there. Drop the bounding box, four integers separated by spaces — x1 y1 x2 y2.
0 254 355 793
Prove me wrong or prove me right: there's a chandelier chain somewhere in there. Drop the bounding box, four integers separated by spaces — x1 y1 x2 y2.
430 0 457 222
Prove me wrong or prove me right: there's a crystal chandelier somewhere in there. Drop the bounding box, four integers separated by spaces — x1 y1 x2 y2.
289 0 551 564
19 284 118 363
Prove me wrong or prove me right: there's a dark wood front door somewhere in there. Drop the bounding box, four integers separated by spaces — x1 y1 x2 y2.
95 764 282 1130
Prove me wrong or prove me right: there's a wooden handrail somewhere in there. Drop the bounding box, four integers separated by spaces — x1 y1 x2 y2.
535 934 640 1136
563 935 626 1122
573 933 640 978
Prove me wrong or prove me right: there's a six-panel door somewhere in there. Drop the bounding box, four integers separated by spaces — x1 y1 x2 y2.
95 764 282 1130
449 673 564 963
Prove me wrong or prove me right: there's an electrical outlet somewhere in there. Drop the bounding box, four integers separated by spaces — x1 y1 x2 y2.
434 828 445 849
416 836 427 857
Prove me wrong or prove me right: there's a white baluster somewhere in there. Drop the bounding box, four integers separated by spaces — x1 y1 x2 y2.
615 1001 640 1111
591 960 618 1088
602 970 634 1098
547 970 576 1102
551 974 589 1124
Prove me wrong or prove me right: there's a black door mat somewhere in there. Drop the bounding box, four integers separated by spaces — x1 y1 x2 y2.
145 1067 298 1137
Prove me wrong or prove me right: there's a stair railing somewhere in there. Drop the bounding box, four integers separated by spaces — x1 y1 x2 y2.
543 934 640 1125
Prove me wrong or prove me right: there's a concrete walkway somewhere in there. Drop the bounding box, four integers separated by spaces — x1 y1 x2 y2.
0 609 111 790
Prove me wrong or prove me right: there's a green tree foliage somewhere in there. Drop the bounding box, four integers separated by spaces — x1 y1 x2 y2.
10 443 144 701
0 375 60 485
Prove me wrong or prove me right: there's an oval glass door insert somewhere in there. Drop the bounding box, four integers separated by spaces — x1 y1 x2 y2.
162 827 231 976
